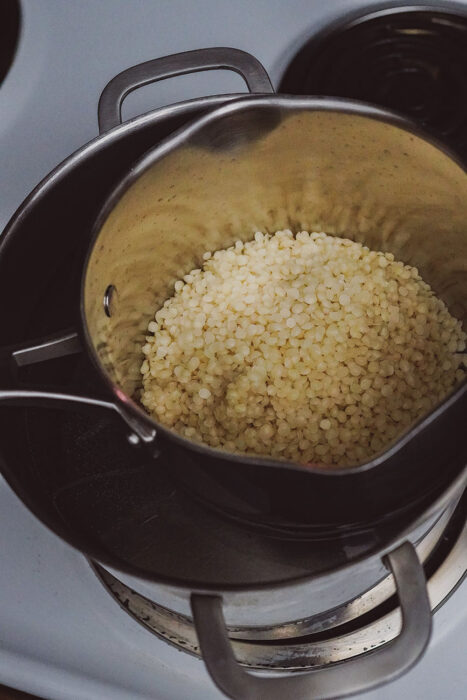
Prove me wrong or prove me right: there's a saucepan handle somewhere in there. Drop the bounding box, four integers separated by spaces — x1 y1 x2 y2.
0 331 156 446
191 541 432 700
98 47 275 133
0 388 156 446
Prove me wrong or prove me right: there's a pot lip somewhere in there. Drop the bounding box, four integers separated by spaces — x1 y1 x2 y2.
80 92 467 477
0 428 464 594
0 92 243 255
97 471 466 595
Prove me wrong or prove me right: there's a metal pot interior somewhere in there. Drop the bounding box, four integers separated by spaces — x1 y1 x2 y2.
83 98 467 434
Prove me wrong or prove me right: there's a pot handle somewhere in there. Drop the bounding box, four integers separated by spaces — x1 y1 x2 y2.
191 541 432 700
98 47 274 133
0 329 82 373
0 389 157 446
0 331 156 445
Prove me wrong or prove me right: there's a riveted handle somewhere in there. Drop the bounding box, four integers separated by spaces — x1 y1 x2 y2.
0 331 157 445
98 47 274 133
0 388 156 445
191 541 432 700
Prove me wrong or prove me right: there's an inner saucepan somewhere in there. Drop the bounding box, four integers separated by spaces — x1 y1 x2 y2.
82 100 467 466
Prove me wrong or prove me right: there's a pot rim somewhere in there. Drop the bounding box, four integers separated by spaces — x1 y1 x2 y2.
99 469 466 594
0 93 243 257
80 93 467 477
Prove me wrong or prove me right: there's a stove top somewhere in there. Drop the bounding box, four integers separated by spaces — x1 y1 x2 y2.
1 1 466 699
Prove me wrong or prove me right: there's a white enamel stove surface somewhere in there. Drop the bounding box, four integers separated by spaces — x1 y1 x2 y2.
0 1 466 699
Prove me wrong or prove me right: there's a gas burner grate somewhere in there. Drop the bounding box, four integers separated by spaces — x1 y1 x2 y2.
279 7 467 161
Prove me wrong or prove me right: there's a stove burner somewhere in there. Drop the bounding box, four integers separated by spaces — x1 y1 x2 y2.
0 0 20 87
279 7 467 161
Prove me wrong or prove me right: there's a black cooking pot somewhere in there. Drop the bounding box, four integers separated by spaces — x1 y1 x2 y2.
0 47 466 536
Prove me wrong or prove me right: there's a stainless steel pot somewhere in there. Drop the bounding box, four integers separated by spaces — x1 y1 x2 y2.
0 47 466 700
2 47 466 532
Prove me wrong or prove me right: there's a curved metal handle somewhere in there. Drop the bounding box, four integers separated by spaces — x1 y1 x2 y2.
191 541 432 700
0 389 156 445
0 389 118 413
98 47 274 133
